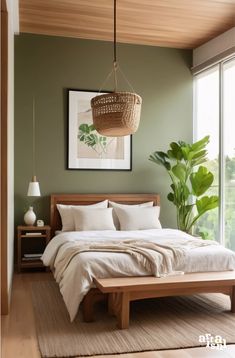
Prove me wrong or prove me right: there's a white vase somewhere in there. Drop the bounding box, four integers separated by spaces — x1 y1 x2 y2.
24 206 36 226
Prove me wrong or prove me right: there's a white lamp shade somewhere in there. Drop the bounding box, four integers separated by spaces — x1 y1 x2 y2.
27 181 41 196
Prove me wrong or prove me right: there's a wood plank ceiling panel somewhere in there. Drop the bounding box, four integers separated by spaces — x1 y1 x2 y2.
19 0 235 49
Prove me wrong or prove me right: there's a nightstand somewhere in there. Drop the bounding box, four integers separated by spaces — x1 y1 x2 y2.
17 225 51 272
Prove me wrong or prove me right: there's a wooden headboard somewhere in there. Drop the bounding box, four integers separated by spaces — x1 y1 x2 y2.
50 193 160 236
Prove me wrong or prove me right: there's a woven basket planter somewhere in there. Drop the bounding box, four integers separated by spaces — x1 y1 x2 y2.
91 92 142 137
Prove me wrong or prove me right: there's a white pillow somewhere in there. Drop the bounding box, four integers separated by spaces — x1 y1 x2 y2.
57 200 108 231
115 206 161 231
72 207 116 231
109 201 154 229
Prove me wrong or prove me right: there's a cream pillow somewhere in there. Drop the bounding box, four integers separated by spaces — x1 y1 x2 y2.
57 200 108 231
115 206 161 231
109 201 154 229
72 207 116 231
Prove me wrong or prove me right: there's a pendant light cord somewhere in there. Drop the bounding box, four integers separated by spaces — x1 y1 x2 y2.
114 0 117 63
113 0 118 91
98 0 135 94
32 98 36 178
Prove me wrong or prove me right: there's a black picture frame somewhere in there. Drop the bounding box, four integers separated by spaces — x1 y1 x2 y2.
67 89 132 171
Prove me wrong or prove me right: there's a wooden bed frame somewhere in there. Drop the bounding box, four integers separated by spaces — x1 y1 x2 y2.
50 193 235 329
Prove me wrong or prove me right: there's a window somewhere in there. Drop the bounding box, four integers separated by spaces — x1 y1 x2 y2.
194 57 235 250
223 59 235 250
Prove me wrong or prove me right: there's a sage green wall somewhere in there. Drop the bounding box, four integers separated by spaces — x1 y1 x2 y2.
15 34 192 229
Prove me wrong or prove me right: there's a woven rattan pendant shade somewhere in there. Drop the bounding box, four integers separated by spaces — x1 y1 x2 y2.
91 92 142 137
91 0 142 137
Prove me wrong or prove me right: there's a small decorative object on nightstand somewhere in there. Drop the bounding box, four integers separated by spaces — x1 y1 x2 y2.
24 206 36 225
17 225 51 272
37 219 44 227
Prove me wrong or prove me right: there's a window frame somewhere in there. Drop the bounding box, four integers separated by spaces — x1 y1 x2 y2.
193 54 235 246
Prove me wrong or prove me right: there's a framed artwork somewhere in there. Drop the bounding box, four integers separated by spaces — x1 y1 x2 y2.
67 89 132 170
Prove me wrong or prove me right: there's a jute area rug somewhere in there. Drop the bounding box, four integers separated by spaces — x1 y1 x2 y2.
31 281 235 358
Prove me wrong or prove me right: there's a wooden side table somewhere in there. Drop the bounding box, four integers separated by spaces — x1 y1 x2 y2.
17 225 51 272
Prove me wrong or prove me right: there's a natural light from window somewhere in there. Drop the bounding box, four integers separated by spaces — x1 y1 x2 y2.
194 58 235 250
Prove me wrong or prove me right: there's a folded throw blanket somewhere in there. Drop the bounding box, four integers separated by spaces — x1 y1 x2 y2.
54 237 217 282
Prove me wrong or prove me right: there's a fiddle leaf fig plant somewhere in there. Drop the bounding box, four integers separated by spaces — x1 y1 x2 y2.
149 136 219 234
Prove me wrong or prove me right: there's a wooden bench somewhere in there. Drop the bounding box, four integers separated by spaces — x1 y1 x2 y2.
90 272 235 329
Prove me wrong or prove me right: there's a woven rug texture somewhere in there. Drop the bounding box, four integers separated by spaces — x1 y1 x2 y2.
31 281 235 357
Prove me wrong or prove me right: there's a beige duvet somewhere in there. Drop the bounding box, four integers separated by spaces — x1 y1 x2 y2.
42 229 235 321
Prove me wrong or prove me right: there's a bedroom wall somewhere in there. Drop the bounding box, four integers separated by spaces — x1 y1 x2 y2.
14 34 192 229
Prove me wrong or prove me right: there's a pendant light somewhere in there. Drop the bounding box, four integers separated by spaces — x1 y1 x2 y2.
91 0 142 137
27 98 41 197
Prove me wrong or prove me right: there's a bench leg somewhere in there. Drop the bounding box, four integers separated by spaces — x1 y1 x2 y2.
231 286 235 313
118 292 130 329
108 293 116 316
108 292 130 329
82 288 106 322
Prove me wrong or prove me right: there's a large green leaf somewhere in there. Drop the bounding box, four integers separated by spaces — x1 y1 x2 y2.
149 153 165 166
190 166 214 197
191 150 208 166
191 135 209 151
167 192 175 203
167 149 176 159
191 158 208 167
192 149 207 160
149 151 171 170
181 146 190 160
157 151 169 160
196 196 219 216
149 155 160 166
181 146 208 163
169 142 183 160
172 163 187 181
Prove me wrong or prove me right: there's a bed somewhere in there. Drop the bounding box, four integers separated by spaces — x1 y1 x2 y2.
42 193 235 326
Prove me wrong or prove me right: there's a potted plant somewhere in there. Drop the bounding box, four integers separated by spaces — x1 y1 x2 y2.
149 136 218 235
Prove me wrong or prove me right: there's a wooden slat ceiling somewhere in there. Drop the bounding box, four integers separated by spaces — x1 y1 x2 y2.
19 0 235 49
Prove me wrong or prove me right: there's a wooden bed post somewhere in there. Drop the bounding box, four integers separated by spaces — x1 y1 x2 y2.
82 288 106 322
231 286 235 313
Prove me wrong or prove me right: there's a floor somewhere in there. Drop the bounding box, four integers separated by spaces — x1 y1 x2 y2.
1 272 235 358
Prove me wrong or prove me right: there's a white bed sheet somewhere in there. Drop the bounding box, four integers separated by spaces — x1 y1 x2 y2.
42 229 235 321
